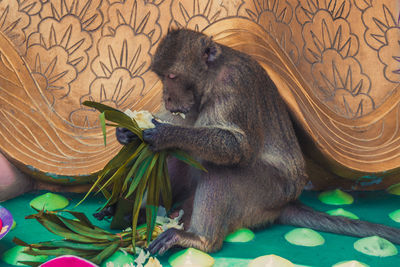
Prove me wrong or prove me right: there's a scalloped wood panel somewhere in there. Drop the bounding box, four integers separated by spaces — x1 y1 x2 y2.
0 0 399 187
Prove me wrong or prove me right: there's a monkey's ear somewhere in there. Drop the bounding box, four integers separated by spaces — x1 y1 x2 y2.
202 37 221 64
205 45 220 63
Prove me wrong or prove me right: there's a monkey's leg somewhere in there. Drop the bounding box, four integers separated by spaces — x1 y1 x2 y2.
149 170 235 255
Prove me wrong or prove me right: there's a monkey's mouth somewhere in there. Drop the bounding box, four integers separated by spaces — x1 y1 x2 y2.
171 111 186 119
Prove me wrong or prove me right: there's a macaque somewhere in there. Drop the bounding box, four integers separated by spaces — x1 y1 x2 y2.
117 29 400 254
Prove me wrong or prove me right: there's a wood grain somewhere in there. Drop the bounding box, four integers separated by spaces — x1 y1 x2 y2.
0 0 398 188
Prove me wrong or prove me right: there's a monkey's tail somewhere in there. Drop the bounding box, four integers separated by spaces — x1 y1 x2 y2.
277 202 400 245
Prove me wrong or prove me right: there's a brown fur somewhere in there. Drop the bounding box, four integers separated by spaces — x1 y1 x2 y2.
117 29 400 255
143 29 307 254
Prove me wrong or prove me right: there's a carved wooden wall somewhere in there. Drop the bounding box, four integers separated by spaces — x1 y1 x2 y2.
0 0 399 188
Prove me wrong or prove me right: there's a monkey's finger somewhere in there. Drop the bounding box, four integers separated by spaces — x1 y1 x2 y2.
148 237 164 254
152 118 163 126
148 230 175 255
116 127 138 145
142 129 156 143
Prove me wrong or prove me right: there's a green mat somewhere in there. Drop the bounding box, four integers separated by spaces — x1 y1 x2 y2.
1 190 399 266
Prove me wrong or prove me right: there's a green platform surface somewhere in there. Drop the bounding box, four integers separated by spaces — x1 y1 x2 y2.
1 190 399 267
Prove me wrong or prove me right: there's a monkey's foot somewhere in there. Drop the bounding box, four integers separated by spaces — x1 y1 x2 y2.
148 228 209 255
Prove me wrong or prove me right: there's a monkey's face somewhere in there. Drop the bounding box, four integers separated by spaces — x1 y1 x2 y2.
151 29 221 114
161 74 196 114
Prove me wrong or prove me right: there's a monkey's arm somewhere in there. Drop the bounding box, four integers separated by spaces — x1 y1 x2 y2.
143 120 251 166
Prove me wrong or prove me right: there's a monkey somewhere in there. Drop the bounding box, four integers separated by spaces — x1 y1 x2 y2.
116 28 400 255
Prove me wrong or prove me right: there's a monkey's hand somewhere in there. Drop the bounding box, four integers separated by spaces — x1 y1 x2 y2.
116 127 138 145
143 119 172 151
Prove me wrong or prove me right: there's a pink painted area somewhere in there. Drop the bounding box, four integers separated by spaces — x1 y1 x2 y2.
40 255 98 267
0 206 13 239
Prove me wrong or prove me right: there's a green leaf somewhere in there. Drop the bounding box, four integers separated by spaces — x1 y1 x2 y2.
23 247 96 257
98 142 147 193
67 211 95 229
105 123 119 127
99 112 107 146
130 170 151 247
146 205 158 244
145 167 158 244
125 145 153 198
35 218 100 242
82 101 125 114
170 150 207 172
16 261 42 267
29 240 109 250
103 110 142 140
126 157 152 198
26 210 65 227
101 141 140 176
122 144 151 194
88 242 119 264
100 167 128 211
100 188 111 200
13 237 30 246
58 217 115 240
160 154 172 211
76 142 139 207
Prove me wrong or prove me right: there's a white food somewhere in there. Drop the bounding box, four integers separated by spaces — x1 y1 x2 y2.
124 109 155 129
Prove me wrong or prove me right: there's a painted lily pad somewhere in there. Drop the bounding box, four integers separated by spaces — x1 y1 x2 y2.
284 228 325 247
11 219 16 230
332 260 369 267
100 250 136 267
326 208 359 220
353 236 398 257
169 248 214 267
318 189 354 205
225 228 255 242
29 192 69 211
248 254 294 267
1 245 48 266
0 205 13 239
213 257 250 267
389 209 400 223
387 183 400 195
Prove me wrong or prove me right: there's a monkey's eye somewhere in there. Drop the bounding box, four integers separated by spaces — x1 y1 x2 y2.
167 73 177 79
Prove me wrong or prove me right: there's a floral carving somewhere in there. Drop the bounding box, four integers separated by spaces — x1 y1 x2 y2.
92 25 152 78
240 0 298 63
219 0 245 16
25 45 77 106
0 0 30 49
170 0 227 32
354 0 371 12
71 69 144 128
378 27 400 83
17 0 43 16
39 0 104 32
27 15 92 73
147 0 166 5
303 10 358 64
103 0 161 45
295 0 351 25
242 0 293 25
362 3 399 50
312 50 374 118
